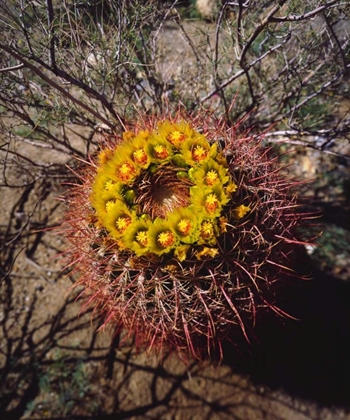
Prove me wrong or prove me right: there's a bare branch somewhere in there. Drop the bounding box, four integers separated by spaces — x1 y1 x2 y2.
323 10 348 71
274 66 350 123
45 0 56 68
265 131 350 160
235 0 245 56
200 37 289 103
269 1 344 23
239 1 287 65
0 43 114 128
0 63 24 73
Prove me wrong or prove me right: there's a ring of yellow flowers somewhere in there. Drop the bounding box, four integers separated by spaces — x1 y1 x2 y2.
90 120 250 261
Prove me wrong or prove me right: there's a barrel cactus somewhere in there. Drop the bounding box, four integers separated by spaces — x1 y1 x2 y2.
64 111 311 360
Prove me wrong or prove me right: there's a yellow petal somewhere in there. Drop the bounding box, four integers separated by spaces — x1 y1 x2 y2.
195 247 219 259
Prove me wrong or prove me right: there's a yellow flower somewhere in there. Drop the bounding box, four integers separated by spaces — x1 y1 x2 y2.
116 216 132 233
147 136 173 162
234 205 251 219
192 145 208 162
123 218 151 256
195 247 219 259
90 172 123 221
168 207 200 244
154 145 169 159
116 161 137 183
136 231 148 246
191 185 229 218
188 158 230 188
200 220 215 240
133 148 148 166
161 263 179 272
138 130 150 139
104 180 116 191
157 231 176 248
204 193 219 214
98 148 113 164
105 200 118 213
226 181 238 194
198 220 219 246
103 202 135 239
219 216 228 233
174 244 191 262
205 170 219 185
157 120 195 148
181 134 217 166
114 133 151 169
148 219 178 256
129 134 151 167
168 130 187 146
177 219 192 236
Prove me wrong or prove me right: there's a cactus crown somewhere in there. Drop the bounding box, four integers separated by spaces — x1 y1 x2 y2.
90 120 246 262
65 113 310 360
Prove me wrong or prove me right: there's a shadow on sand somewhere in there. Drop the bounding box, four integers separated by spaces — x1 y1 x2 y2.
223 266 350 406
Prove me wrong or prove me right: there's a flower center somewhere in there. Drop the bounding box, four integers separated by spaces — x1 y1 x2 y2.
153 145 169 159
133 149 148 165
136 231 148 246
200 221 214 239
192 145 208 162
117 162 136 182
134 167 193 219
157 231 175 248
205 170 218 185
204 193 219 214
177 219 191 236
168 131 186 145
116 216 132 232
